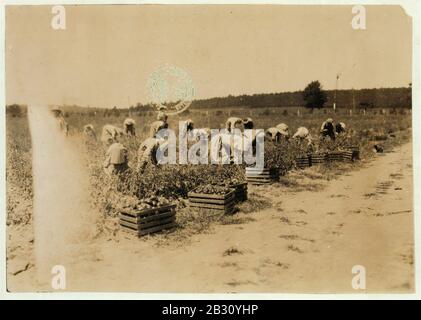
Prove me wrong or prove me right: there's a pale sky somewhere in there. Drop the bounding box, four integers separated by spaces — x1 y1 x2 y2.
6 5 412 108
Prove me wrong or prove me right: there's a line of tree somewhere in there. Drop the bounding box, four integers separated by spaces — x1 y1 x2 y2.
188 85 411 110
5 83 412 117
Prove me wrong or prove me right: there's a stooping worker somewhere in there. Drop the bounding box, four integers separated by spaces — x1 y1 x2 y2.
103 138 129 176
241 117 258 158
137 137 167 173
209 131 233 164
196 127 211 142
320 118 336 140
228 117 255 160
266 127 282 143
150 111 169 138
180 119 196 143
185 119 194 132
292 126 313 146
51 107 69 136
101 124 123 144
335 122 346 135
123 118 136 136
180 119 194 136
83 124 96 140
276 123 290 140
224 116 254 154
225 117 243 133
242 117 254 130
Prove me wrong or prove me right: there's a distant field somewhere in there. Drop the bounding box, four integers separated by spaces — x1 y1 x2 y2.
57 106 411 139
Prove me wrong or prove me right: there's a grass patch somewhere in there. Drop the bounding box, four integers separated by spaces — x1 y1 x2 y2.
280 234 315 243
223 247 243 256
237 194 272 214
287 244 304 253
280 216 291 225
220 215 256 225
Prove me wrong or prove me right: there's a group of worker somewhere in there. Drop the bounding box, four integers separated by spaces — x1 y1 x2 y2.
265 118 346 146
80 111 347 176
52 104 347 176
99 112 171 175
224 116 345 147
319 118 347 140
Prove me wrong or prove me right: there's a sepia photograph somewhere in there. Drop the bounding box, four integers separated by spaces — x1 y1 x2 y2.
4 3 415 294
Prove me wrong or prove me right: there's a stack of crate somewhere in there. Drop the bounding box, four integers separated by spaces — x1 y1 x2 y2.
296 148 360 168
246 167 280 185
296 155 311 168
327 151 344 162
311 153 327 165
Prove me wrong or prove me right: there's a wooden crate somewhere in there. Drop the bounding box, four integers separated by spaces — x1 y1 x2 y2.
342 150 354 162
327 151 344 162
347 146 360 160
119 204 176 237
230 182 248 202
311 153 327 165
296 156 311 168
188 188 236 214
246 167 279 185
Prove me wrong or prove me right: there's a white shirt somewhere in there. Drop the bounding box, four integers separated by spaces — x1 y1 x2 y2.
104 143 128 166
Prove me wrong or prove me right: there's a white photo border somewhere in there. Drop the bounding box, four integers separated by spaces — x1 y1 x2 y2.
0 0 419 300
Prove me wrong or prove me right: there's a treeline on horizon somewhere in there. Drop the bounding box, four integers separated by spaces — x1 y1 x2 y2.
189 87 412 110
6 86 412 116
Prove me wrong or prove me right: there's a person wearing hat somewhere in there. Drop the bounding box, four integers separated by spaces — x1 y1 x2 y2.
292 126 313 146
83 124 96 140
209 131 235 164
150 112 169 138
179 119 195 141
137 137 168 173
51 106 62 117
276 123 290 140
223 117 255 160
101 124 124 145
51 107 69 136
241 118 257 158
266 127 282 143
123 118 136 136
184 119 194 133
242 117 254 130
320 118 336 140
225 117 243 133
335 122 346 135
157 111 168 122
103 138 129 176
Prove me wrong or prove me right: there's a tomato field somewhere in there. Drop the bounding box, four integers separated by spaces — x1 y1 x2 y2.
6 107 412 232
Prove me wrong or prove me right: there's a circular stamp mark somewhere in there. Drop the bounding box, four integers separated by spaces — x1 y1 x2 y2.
147 64 195 116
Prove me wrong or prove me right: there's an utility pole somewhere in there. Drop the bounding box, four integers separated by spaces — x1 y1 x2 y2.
333 74 340 112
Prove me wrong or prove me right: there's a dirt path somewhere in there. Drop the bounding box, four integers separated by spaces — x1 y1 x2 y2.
8 143 414 293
